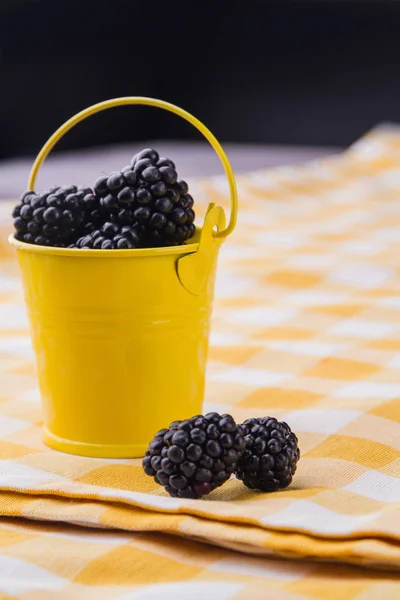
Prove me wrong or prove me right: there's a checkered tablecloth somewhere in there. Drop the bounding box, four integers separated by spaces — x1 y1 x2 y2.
0 128 399 597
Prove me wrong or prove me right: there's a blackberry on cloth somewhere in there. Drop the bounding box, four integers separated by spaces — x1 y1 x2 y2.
236 417 300 492
93 148 196 248
143 413 246 498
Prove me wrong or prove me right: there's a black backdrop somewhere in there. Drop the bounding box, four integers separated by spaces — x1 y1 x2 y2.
1 0 400 158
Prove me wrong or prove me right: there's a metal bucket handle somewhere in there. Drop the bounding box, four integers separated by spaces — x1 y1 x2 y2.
27 96 238 240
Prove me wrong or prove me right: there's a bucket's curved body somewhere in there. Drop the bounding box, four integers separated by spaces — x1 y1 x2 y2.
13 237 222 458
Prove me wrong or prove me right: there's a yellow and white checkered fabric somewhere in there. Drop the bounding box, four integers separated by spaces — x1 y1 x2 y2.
0 128 399 597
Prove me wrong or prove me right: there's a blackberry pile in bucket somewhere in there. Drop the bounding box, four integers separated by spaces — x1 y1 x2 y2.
12 149 196 249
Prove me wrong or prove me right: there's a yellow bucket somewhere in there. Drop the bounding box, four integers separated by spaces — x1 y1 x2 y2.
9 97 238 458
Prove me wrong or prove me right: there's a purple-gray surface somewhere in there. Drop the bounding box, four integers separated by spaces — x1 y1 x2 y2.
0 141 337 200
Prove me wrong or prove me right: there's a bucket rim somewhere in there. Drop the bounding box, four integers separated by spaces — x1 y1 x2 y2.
8 234 202 258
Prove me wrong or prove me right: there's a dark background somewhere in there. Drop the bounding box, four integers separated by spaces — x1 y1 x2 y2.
1 0 400 159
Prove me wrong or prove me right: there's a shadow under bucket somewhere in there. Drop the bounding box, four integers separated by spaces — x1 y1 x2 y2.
9 97 238 458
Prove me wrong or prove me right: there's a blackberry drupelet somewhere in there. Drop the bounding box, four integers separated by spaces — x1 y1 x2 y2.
74 221 143 249
236 417 300 492
93 148 196 248
142 413 246 498
12 186 98 247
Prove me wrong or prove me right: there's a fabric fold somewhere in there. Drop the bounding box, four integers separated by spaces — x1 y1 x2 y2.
0 490 399 570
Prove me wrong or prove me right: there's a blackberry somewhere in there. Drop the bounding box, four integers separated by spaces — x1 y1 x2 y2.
143 413 246 498
236 417 300 492
74 221 143 249
12 186 99 247
93 148 196 248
